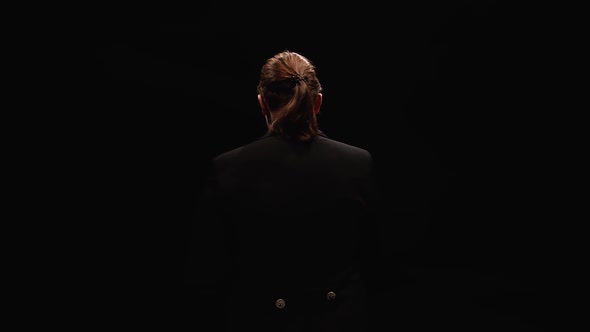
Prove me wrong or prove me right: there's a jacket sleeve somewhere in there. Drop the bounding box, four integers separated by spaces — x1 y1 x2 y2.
183 160 232 322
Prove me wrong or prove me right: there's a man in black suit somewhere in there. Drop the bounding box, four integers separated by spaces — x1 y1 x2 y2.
185 50 384 332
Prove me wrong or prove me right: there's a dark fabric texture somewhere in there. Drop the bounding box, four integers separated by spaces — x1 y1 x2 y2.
185 132 386 331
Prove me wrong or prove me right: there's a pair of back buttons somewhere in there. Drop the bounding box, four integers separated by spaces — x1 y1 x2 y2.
275 291 336 309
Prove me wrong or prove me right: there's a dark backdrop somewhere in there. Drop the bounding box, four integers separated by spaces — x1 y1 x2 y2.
74 1 560 330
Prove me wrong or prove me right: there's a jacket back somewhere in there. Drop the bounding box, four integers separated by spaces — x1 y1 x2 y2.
192 132 380 292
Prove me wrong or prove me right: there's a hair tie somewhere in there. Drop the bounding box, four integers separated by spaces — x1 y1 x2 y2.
289 74 304 87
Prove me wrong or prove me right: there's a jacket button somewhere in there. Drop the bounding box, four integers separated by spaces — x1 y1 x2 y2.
275 298 286 309
327 291 336 301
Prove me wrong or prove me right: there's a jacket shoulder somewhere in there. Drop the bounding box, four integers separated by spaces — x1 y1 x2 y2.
316 135 373 159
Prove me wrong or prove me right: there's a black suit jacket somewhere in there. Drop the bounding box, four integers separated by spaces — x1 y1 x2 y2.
186 131 384 331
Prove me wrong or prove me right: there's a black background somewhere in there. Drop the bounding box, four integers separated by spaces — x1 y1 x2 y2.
67 1 564 330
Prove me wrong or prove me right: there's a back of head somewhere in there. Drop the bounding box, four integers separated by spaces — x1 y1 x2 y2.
257 50 322 143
